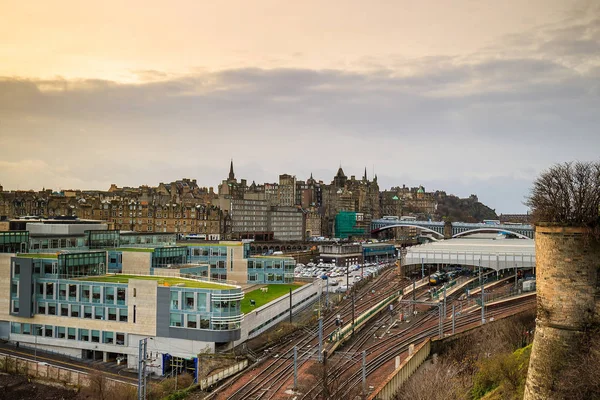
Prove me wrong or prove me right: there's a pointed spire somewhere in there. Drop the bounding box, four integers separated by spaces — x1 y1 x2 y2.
363 167 367 181
228 159 235 181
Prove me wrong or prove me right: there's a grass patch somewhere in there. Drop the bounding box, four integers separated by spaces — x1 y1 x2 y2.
17 253 58 259
76 274 232 289
241 284 302 313
107 247 155 252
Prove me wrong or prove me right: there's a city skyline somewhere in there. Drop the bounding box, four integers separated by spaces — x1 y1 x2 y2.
1 0 599 214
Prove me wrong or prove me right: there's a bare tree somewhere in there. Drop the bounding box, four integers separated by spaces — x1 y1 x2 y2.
526 161 600 230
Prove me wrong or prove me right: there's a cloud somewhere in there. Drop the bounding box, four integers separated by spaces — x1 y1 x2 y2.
1 10 599 214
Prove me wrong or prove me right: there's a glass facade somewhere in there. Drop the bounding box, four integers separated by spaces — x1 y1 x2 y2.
10 321 127 347
29 235 87 253
0 231 29 253
246 257 295 283
169 287 243 331
87 230 120 250
152 247 188 268
120 232 176 247
57 252 107 278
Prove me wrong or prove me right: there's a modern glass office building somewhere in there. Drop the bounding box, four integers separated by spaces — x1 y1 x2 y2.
2 252 244 378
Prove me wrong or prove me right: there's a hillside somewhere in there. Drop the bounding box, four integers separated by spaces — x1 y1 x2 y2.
434 192 498 222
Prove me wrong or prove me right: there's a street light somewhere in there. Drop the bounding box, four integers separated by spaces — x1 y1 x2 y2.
321 274 329 308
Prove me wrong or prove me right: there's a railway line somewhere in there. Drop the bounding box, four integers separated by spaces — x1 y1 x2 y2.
304 297 536 399
209 265 535 400
211 264 408 400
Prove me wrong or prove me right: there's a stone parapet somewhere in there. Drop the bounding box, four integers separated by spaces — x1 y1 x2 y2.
524 225 600 400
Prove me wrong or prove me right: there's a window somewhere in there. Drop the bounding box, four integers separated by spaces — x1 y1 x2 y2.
170 313 182 327
200 318 210 329
13 263 20 277
95 307 104 320
56 326 66 339
133 288 136 298
68 327 76 340
70 305 80 317
48 303 56 315
105 287 115 303
79 329 89 341
12 300 19 313
91 330 100 343
117 288 126 304
81 285 90 302
59 284 67 300
44 325 53 337
116 333 125 345
170 291 179 310
119 308 128 322
61 304 69 316
92 286 101 303
108 308 117 321
184 292 194 310
38 302 46 314
46 283 54 298
84 305 92 318
103 331 114 344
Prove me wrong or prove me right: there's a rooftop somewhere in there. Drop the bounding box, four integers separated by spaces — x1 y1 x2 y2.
75 274 234 289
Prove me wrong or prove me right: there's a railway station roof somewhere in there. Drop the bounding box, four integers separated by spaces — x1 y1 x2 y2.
403 236 535 271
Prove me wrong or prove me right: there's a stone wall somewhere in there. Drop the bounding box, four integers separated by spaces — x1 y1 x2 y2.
524 226 600 400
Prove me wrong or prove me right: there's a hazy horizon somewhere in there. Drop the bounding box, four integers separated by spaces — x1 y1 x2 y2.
1 0 599 214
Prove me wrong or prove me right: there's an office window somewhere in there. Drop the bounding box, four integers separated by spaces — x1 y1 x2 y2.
38 302 46 314
81 285 90 302
59 284 67 300
84 305 92 318
184 292 194 310
46 283 54 298
105 287 115 303
116 332 125 346
119 308 128 322
12 300 19 313
44 325 53 337
170 291 179 310
187 314 197 328
79 329 89 341
70 304 80 317
92 286 101 303
48 303 56 315
91 330 100 343
95 307 104 320
170 313 182 327
103 331 114 344
68 327 76 340
108 308 117 321
117 288 126 304
56 326 66 339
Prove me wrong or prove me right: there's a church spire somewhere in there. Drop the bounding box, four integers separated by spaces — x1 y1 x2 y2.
228 159 235 181
363 167 368 181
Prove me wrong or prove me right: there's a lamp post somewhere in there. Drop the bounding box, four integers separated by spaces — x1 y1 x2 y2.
321 275 329 309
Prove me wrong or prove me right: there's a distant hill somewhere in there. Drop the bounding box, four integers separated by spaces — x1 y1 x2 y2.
433 191 498 223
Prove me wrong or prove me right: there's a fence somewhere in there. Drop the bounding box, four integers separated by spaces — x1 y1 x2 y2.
368 339 431 400
198 359 248 390
0 352 135 388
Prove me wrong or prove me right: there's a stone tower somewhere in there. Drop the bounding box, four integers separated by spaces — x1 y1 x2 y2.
524 226 600 399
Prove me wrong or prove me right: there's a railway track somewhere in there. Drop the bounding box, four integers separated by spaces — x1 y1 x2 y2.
210 264 408 399
303 297 536 399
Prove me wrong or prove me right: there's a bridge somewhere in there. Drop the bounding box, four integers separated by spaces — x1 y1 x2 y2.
371 219 534 239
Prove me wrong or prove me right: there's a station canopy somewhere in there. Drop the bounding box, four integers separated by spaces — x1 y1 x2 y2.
403 236 535 271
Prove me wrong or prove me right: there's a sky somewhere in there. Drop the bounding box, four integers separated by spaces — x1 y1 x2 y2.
0 0 599 214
